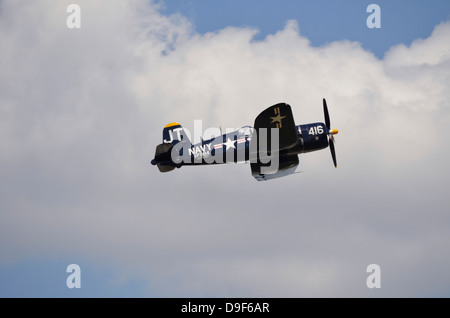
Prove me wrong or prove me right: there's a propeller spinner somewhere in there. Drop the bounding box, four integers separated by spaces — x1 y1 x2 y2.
323 98 338 168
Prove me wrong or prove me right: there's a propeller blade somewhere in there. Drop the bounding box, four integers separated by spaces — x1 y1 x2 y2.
329 137 337 168
330 134 336 144
323 98 330 129
323 98 338 168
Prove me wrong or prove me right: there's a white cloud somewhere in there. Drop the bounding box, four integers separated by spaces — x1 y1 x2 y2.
0 0 449 297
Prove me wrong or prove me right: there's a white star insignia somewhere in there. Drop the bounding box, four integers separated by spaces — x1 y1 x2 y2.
223 138 236 150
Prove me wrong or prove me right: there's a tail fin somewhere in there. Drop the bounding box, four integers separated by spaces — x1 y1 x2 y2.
151 123 190 172
162 122 191 145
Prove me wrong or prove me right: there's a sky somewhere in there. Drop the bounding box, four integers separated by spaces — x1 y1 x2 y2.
0 0 449 298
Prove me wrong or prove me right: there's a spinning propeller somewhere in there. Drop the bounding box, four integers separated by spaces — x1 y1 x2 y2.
323 98 338 168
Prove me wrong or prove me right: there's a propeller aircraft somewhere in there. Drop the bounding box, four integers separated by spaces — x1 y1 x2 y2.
151 99 338 181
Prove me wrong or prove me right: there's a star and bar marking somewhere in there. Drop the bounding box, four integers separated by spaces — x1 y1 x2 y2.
270 107 286 128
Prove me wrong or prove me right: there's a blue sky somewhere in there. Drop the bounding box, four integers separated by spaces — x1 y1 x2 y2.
0 259 146 297
162 0 450 58
0 0 449 298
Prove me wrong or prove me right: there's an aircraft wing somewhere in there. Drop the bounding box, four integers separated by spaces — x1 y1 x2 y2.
251 154 299 181
253 103 298 152
251 103 300 181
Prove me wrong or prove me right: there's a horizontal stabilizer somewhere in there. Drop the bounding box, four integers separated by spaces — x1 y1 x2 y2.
152 143 176 172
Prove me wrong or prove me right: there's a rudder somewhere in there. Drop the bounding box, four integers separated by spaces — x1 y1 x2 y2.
152 122 191 172
162 122 191 145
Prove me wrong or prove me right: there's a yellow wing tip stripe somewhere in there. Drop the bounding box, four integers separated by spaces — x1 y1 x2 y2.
164 122 181 128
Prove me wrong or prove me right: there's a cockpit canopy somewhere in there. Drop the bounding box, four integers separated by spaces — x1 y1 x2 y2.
237 125 254 137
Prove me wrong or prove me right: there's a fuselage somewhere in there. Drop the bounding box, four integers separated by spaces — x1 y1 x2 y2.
172 122 329 166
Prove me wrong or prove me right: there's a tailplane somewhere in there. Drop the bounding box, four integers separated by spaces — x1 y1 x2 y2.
151 123 191 172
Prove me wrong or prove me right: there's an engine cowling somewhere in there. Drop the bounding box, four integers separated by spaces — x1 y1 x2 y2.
298 122 329 153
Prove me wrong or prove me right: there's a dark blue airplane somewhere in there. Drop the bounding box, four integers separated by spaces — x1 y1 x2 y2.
151 99 338 181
